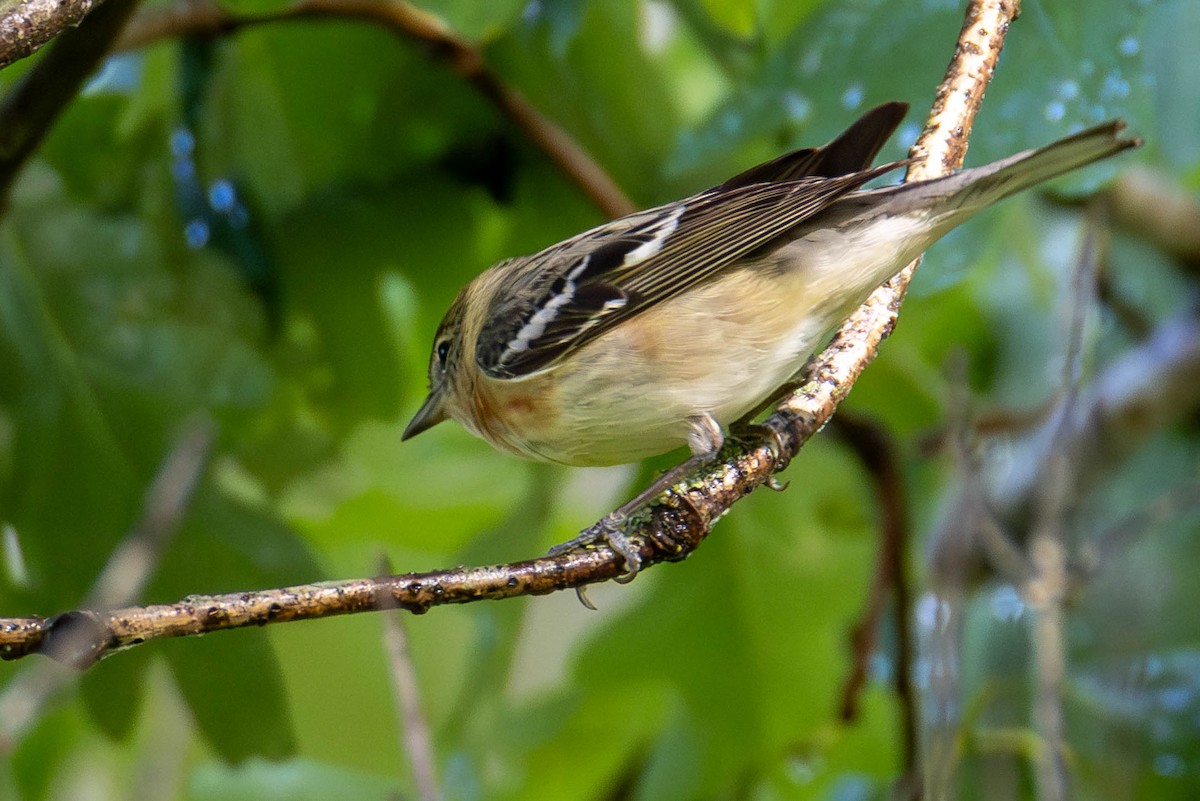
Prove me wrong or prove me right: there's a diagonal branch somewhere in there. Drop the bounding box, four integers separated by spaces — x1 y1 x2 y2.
0 0 141 204
0 0 1021 666
115 0 637 218
0 0 106 69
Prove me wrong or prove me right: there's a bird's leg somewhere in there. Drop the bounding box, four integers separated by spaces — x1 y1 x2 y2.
728 415 790 491
549 413 724 580
722 368 809 491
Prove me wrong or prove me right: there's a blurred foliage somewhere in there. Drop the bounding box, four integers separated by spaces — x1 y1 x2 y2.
0 0 1198 799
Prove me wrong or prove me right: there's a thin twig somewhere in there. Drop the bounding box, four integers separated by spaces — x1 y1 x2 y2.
378 556 441 801
0 419 214 750
1025 430 1076 801
1061 214 1105 395
1024 217 1107 801
114 0 636 219
1026 476 1070 801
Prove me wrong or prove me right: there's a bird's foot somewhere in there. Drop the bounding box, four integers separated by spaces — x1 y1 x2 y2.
549 512 642 582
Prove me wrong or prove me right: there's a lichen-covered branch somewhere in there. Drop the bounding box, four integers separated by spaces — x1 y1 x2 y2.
1 481 724 663
0 0 101 69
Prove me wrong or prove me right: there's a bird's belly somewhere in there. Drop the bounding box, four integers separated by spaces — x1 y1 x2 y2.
477 267 841 466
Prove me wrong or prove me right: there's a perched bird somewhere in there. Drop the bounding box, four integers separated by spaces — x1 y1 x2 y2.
404 101 1139 572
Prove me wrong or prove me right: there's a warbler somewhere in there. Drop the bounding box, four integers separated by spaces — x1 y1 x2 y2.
404 101 1138 570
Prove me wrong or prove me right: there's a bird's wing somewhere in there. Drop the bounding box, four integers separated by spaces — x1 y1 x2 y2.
476 159 904 379
715 100 908 190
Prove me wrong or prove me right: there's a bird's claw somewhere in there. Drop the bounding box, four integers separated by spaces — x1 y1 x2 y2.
765 475 790 492
548 513 643 583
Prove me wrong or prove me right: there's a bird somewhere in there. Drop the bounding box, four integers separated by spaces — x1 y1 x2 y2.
402 101 1140 574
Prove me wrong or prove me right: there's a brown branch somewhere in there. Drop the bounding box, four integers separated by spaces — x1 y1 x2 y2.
768 0 1016 455
1022 217 1106 801
1093 167 1200 270
0 0 1018 666
0 475 724 663
0 0 101 69
115 0 636 219
0 0 141 205
832 414 919 787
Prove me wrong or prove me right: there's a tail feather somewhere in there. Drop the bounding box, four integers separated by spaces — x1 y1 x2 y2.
936 121 1142 214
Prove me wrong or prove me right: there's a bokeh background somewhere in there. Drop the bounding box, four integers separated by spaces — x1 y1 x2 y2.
1 0 1198 799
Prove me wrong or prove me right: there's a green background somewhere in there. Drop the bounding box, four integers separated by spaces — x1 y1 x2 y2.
1 0 1198 799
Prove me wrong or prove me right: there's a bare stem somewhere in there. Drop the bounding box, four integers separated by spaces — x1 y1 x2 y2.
378 556 441 801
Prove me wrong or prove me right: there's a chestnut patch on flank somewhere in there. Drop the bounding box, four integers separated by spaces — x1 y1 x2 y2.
505 394 540 416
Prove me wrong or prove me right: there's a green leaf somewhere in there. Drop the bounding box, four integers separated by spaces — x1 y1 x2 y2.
164 630 296 763
272 178 477 424
9 704 85 801
153 483 322 600
571 439 882 798
213 0 299 16
697 0 757 39
670 0 1167 191
0 220 139 608
80 645 154 741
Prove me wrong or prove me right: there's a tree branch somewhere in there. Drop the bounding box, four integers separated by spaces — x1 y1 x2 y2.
0 0 1019 665
114 0 637 219
1 498 713 663
0 0 140 205
0 0 102 69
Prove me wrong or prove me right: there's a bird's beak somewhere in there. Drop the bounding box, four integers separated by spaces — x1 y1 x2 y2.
401 391 448 441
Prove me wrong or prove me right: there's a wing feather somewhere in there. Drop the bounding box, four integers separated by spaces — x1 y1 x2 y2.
478 160 905 379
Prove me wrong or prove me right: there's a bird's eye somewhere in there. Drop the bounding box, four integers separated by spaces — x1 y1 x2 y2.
436 340 451 366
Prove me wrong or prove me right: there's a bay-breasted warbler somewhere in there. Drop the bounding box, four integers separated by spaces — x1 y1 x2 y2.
403 102 1139 573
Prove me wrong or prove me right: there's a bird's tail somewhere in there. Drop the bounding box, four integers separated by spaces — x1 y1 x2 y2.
929 121 1141 216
